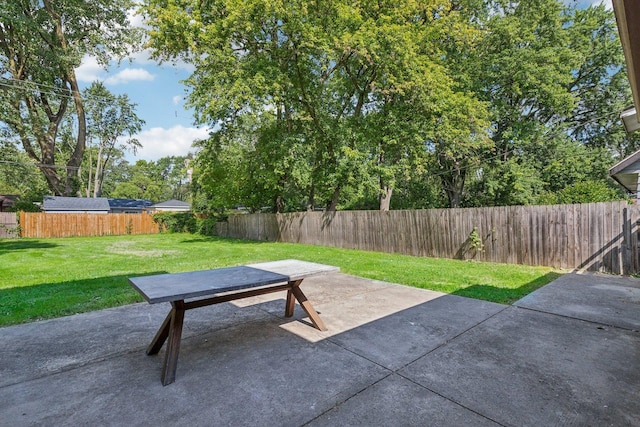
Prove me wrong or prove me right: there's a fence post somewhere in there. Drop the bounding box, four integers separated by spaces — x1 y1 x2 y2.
19 211 25 237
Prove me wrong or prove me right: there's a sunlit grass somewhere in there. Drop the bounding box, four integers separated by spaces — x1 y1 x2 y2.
0 233 560 326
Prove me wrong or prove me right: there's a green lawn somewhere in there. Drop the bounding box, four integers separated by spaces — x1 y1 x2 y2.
0 233 561 326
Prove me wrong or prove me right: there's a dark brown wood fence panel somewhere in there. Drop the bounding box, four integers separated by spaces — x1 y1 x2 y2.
217 201 640 274
0 212 19 238
19 212 160 238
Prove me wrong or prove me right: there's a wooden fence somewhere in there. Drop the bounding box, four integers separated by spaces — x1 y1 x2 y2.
20 212 160 238
0 212 19 238
216 201 640 275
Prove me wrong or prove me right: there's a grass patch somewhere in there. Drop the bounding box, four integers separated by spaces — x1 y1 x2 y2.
0 233 561 326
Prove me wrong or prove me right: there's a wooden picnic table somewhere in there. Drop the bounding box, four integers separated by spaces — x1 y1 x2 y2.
128 259 339 385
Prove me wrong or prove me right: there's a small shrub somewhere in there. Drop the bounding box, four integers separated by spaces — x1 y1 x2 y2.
469 227 484 253
152 212 228 236
10 200 40 212
196 216 218 236
153 212 197 233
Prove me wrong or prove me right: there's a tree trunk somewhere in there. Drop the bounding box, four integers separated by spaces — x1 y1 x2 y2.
441 171 465 208
326 186 340 211
93 143 104 198
274 195 285 213
38 125 64 195
378 151 393 211
43 1 86 196
445 187 462 208
379 184 392 211
86 149 93 197
64 69 86 197
306 184 315 211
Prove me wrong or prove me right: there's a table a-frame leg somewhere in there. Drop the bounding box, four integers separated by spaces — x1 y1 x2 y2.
146 310 171 356
285 280 300 318
146 300 186 386
285 280 327 331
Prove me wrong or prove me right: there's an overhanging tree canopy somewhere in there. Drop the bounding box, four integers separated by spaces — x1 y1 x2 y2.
143 0 489 211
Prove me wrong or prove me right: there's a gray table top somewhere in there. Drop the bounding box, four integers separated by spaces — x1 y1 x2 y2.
129 260 338 304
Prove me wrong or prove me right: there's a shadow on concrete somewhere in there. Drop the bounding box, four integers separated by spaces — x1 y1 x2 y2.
1 273 639 426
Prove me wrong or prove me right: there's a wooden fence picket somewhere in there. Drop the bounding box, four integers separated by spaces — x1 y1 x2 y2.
19 212 159 238
218 201 640 275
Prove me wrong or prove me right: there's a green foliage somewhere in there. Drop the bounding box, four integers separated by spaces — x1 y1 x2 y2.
458 1 630 207
11 200 41 213
152 212 197 233
390 171 448 210
0 145 49 201
468 227 484 253
465 159 545 207
195 216 219 236
109 158 193 202
145 0 489 211
143 0 631 211
539 180 625 205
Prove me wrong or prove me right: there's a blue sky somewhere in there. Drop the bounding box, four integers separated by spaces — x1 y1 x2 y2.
73 0 613 163
76 51 209 163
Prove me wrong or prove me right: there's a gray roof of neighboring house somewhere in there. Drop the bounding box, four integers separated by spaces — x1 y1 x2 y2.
108 198 154 210
152 199 191 208
42 196 111 212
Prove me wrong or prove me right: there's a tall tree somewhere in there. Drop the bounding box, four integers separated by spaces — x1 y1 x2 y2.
155 155 194 201
461 1 631 206
83 82 144 198
111 160 168 201
0 0 141 196
563 4 639 157
110 157 193 202
143 0 486 211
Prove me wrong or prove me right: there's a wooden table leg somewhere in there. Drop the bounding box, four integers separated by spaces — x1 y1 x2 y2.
284 280 300 318
289 281 327 331
161 300 185 386
146 309 171 355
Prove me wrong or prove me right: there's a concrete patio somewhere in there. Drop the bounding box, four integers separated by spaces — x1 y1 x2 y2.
1 271 638 426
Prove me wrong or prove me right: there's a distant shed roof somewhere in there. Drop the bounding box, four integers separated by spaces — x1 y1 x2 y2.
108 198 153 210
42 196 110 212
152 199 191 209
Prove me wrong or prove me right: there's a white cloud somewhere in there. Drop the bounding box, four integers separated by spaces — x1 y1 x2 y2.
598 0 612 9
104 68 155 85
75 56 103 83
127 7 146 29
129 125 210 161
76 55 157 85
568 0 612 9
125 49 157 66
123 7 195 72
593 0 612 9
172 95 183 105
